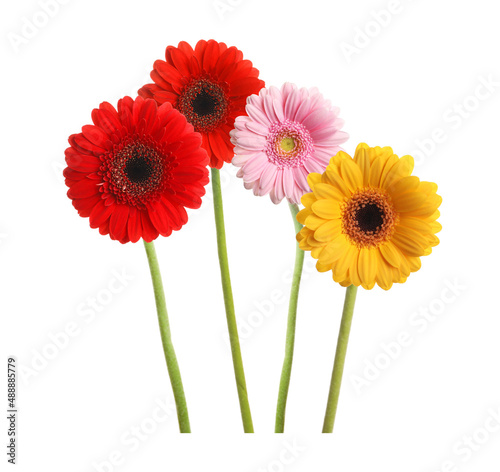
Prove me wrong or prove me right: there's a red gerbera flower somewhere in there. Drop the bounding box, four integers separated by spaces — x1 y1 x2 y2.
64 96 209 243
138 39 265 169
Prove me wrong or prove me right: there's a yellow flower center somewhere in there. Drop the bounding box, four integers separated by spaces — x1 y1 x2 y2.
341 187 398 248
279 137 296 152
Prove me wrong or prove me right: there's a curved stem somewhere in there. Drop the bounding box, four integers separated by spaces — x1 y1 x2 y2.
211 168 254 433
274 203 305 433
322 285 358 433
143 240 191 433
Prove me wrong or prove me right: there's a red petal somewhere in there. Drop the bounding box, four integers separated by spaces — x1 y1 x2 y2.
230 77 265 97
177 41 195 57
154 60 183 90
82 125 110 150
73 194 101 217
89 200 114 228
148 201 173 236
109 205 129 242
92 106 122 136
67 178 99 199
198 40 220 72
127 207 142 243
138 83 157 100
140 212 158 242
65 148 100 173
168 47 192 77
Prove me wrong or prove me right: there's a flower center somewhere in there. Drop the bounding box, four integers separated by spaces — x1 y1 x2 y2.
177 78 229 133
124 156 153 184
280 137 296 152
101 139 171 208
341 188 398 248
266 120 314 168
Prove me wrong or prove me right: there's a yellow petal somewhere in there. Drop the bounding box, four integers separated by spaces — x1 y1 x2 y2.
382 155 415 189
376 253 394 290
340 158 363 193
407 256 422 272
393 191 428 212
307 172 322 188
300 192 316 209
314 219 342 242
296 208 311 225
430 221 442 233
395 225 429 248
312 182 344 201
349 252 362 286
368 154 387 188
379 241 401 267
318 236 348 264
333 244 356 279
311 246 324 258
398 216 432 235
307 232 324 248
354 146 370 186
358 248 377 287
409 194 442 217
312 199 342 219
305 213 327 230
337 276 352 287
388 175 421 199
324 169 352 197
378 154 399 189
391 232 425 258
419 181 438 195
362 281 376 290
316 261 332 273
427 234 440 247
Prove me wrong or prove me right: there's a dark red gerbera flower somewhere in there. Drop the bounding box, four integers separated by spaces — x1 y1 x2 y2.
138 39 265 169
64 96 209 243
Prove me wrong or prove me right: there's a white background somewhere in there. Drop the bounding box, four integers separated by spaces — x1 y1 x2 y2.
1 0 500 470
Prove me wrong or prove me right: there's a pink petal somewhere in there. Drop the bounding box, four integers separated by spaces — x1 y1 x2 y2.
232 152 255 167
273 97 285 122
280 82 295 103
235 135 266 151
246 104 272 126
310 126 339 142
293 97 312 122
241 152 268 181
284 88 300 120
294 166 310 192
283 167 296 199
271 169 285 203
245 121 269 136
258 163 278 194
263 95 279 123
304 158 326 174
302 107 331 131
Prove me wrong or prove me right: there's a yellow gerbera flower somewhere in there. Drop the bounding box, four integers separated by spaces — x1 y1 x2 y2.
297 143 442 290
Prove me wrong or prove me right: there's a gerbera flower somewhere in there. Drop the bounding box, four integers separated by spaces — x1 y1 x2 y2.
231 83 348 205
138 39 265 169
297 143 442 290
64 96 209 243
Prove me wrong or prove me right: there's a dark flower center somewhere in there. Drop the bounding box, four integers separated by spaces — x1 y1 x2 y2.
102 140 171 208
342 188 398 248
178 78 228 133
124 155 153 184
191 90 218 117
355 203 384 233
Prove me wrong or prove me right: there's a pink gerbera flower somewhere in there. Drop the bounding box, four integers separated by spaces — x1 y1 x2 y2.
230 83 348 204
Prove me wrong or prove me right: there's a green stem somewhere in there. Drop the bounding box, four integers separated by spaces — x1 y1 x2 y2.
322 285 358 433
274 203 305 433
143 240 191 433
211 168 254 433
